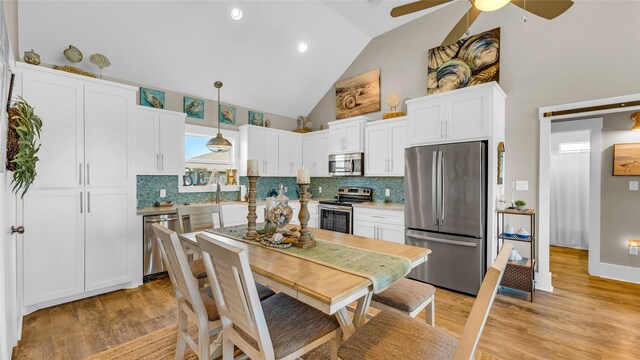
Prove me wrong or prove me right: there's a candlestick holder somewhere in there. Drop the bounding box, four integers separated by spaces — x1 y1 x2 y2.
244 175 259 240
295 183 315 249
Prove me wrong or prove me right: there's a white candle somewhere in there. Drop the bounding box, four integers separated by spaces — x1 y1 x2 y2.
247 159 259 176
297 167 310 184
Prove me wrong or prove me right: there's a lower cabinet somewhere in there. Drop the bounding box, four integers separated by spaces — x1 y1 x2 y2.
353 207 405 244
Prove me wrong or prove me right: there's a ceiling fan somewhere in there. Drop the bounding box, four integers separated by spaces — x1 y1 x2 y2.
391 0 574 46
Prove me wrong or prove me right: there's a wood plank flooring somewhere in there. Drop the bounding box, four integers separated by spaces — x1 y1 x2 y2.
12 246 640 359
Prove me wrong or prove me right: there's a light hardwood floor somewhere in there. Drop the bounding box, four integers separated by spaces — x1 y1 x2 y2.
12 246 640 359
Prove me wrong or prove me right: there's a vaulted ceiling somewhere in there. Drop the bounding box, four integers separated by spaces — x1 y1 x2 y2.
17 1 447 119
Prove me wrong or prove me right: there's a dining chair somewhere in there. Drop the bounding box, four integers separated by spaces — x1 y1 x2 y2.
337 243 513 360
176 205 225 281
152 224 275 360
195 232 343 360
369 277 436 326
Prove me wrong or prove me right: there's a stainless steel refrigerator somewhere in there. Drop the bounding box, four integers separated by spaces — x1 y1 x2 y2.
405 141 486 295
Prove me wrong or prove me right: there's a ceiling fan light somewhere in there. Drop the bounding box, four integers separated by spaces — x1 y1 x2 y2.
475 0 511 12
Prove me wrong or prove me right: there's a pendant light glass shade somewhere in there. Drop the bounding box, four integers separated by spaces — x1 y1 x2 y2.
631 112 640 131
207 81 232 152
474 0 510 11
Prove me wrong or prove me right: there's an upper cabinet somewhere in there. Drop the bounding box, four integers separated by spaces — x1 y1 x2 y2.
406 82 506 146
364 117 407 177
302 130 330 177
239 125 302 177
328 116 371 154
135 107 185 176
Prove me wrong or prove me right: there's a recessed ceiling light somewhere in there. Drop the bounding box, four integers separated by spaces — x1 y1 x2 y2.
298 42 308 53
230 8 243 20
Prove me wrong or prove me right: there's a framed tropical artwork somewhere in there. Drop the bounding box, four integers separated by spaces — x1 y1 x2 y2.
140 87 165 109
248 110 264 126
613 143 640 176
184 96 204 119
219 104 236 125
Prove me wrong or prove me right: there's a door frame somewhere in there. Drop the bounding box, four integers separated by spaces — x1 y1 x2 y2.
539 94 640 288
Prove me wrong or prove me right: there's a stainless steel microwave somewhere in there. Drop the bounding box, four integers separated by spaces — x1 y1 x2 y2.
329 153 364 176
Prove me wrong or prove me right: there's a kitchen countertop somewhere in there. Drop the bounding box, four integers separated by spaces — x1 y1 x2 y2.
352 202 405 212
137 198 326 216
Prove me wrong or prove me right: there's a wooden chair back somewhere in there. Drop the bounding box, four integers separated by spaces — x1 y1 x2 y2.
176 205 225 234
152 224 206 313
195 232 275 359
452 243 512 360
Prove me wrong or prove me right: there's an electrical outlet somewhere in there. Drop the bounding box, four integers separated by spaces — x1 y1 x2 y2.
160 189 166 198
385 188 390 197
629 181 639 191
318 187 323 193
630 246 639 256
516 181 529 191
284 186 288 193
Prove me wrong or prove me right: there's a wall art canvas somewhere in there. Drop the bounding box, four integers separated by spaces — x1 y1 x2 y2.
427 28 500 95
183 96 204 119
219 104 236 125
248 110 264 126
613 143 640 176
140 87 165 109
335 68 380 120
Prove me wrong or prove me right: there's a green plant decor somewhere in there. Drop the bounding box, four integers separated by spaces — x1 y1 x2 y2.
514 200 526 207
6 97 42 198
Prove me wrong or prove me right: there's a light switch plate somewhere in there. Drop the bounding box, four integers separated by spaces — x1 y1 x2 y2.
630 246 639 256
318 187 322 193
284 186 288 193
516 181 529 191
629 181 639 191
385 188 390 197
160 189 166 198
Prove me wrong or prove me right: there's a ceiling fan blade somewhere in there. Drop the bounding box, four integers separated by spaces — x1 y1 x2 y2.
441 3 482 45
511 0 574 20
390 0 453 18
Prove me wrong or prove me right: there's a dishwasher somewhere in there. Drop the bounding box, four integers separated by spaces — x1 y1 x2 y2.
143 214 179 282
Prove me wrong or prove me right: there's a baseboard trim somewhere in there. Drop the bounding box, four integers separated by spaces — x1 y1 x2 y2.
535 271 554 292
591 262 640 284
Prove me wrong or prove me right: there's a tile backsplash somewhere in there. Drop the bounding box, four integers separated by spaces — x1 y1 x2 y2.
137 175 405 208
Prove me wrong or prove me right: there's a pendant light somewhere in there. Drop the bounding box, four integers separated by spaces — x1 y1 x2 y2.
206 81 233 152
631 112 640 131
474 0 510 12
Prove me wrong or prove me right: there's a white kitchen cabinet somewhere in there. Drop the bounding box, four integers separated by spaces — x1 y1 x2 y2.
20 69 84 189
353 207 405 244
308 202 319 228
328 116 370 154
22 189 85 306
136 107 185 175
278 132 303 177
289 201 301 225
406 82 505 146
302 130 330 177
365 118 407 176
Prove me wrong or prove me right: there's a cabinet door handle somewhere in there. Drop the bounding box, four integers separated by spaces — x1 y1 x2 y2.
388 159 392 173
87 191 91 213
156 154 160 171
79 164 83 185
86 163 90 185
80 192 83 214
161 154 164 172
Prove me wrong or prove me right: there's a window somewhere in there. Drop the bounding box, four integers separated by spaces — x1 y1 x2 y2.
179 125 239 193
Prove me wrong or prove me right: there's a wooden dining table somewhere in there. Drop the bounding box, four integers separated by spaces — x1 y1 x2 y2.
178 227 430 339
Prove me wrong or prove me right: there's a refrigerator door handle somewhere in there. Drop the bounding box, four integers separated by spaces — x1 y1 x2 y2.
440 151 445 225
436 150 443 226
432 151 438 226
407 232 477 247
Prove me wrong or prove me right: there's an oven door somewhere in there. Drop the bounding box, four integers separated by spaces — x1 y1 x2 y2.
329 153 364 176
319 205 353 234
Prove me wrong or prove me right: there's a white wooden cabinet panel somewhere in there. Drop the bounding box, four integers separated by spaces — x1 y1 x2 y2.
377 223 405 244
353 221 376 239
291 136 303 175
388 121 407 176
84 83 133 187
136 108 185 175
447 93 490 141
343 121 362 153
329 127 343 154
353 207 405 244
289 202 301 225
223 204 249 227
22 189 84 306
315 132 330 176
278 133 303 177
136 111 160 174
21 70 84 188
364 124 389 176
85 189 131 291
409 103 444 145
327 117 369 154
263 132 280 177
158 113 184 175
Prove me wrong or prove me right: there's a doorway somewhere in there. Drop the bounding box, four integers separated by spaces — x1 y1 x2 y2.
550 130 591 250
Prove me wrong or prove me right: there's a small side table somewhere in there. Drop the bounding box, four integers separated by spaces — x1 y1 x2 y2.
497 209 536 301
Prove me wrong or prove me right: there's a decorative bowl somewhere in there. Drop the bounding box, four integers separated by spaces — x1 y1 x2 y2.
516 227 531 239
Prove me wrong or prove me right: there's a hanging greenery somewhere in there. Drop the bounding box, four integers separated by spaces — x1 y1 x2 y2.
6 97 42 198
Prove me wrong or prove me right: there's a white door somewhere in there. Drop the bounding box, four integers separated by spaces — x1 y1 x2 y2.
159 113 184 175
315 132 330 176
447 92 490 141
365 124 389 176
408 102 444 146
136 110 160 174
278 133 294 176
353 220 376 238
343 122 362 152
378 224 405 244
84 83 133 187
21 70 84 188
388 122 407 176
85 189 131 291
329 126 344 154
0 173 18 359
22 189 84 306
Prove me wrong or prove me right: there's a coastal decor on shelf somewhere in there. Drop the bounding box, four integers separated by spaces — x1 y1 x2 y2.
52 65 96 78
264 196 277 234
23 49 41 65
63 45 83 66
89 53 111 79
497 141 505 185
6 98 43 198
264 118 271 128
335 68 380 120
248 110 264 126
268 184 293 229
140 87 165 109
613 143 640 175
244 159 259 240
516 227 531 240
515 200 526 211
219 104 236 125
225 168 237 185
183 96 204 119
427 28 500 95
630 112 640 131
295 168 315 249
294 115 312 133
383 92 406 119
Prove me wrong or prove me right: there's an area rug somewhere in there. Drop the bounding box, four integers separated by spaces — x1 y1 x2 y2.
86 324 502 360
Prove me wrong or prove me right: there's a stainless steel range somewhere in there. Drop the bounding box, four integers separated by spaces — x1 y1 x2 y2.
318 187 372 234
